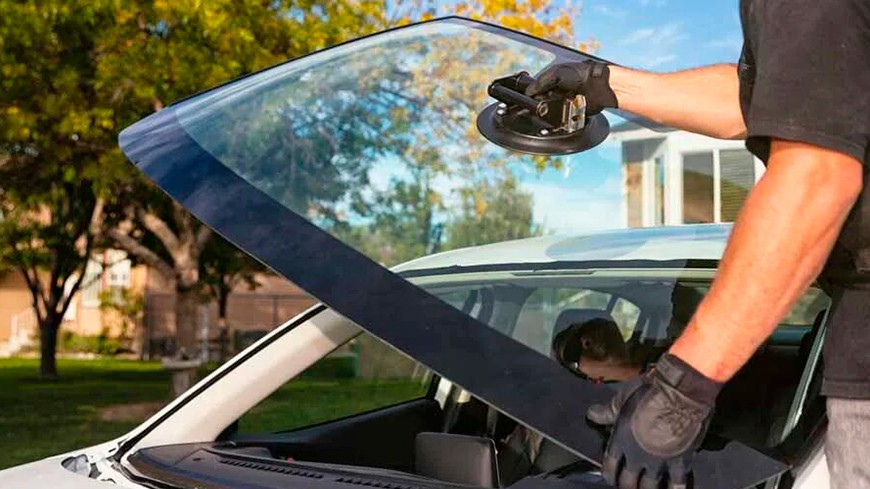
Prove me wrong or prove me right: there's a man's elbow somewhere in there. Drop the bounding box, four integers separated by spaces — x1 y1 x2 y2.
720 124 747 140
768 139 864 207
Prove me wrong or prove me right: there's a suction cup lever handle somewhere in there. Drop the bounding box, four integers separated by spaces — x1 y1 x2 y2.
488 84 549 118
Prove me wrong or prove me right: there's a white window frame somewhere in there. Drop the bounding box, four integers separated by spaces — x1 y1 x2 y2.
619 130 765 228
80 259 104 308
664 133 761 225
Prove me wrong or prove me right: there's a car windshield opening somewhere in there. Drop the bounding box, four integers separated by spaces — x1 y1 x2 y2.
120 17 796 487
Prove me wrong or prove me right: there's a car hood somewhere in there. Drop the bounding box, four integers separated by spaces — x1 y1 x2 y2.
0 457 132 489
118 17 786 489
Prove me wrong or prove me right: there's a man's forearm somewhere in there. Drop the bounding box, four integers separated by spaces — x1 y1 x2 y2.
669 140 863 382
609 64 745 140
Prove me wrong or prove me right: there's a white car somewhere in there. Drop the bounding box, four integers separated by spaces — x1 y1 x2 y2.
0 17 833 489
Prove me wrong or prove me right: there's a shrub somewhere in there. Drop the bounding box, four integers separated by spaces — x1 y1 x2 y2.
59 332 124 356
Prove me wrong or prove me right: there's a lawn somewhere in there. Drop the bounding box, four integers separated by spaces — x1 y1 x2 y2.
0 358 427 470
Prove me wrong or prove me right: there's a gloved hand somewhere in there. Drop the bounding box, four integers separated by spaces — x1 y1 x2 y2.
524 60 619 115
586 354 722 489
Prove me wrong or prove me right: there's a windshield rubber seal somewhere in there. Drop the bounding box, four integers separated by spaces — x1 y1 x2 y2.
395 259 720 279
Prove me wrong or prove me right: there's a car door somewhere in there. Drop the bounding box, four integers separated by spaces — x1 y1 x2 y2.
118 17 788 489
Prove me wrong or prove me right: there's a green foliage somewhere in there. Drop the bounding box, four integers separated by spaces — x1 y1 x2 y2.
1 0 584 369
59 332 124 356
200 234 265 318
0 0 127 377
342 172 444 266
99 287 145 338
446 175 542 249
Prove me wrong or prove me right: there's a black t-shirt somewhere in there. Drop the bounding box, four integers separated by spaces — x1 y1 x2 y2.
738 0 870 398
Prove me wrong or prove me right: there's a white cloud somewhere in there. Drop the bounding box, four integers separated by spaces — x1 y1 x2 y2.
620 27 656 45
640 54 677 69
592 4 628 18
620 22 686 46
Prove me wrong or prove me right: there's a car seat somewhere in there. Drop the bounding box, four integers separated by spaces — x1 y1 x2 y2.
415 432 500 488
495 310 620 485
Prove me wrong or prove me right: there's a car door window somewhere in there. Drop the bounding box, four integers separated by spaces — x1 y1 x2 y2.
236 332 430 434
611 297 642 337
513 288 640 354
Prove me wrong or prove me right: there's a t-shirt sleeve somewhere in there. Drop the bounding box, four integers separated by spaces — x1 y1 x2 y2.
743 0 870 163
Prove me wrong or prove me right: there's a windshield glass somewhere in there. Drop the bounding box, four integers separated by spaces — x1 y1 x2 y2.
120 18 794 480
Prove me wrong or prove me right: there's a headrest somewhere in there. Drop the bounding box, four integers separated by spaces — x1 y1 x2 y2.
415 432 500 488
551 309 618 366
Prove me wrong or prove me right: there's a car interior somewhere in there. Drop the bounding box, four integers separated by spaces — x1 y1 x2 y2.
131 277 829 489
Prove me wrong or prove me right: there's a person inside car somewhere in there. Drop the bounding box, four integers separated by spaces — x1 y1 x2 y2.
567 317 643 384
498 318 643 483
527 1 869 487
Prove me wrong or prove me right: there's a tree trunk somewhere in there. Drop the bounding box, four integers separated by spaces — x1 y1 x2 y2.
174 287 200 358
217 289 230 362
39 318 60 380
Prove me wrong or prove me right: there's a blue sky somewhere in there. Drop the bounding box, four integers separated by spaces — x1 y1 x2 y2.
511 0 746 234
577 0 743 70
367 4 747 236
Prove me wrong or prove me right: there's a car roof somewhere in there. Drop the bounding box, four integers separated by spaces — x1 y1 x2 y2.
393 223 732 273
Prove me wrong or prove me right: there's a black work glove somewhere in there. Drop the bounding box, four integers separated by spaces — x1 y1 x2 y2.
524 60 618 115
586 354 722 489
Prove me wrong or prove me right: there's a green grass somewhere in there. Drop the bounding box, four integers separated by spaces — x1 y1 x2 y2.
0 358 426 470
239 379 427 433
0 358 171 470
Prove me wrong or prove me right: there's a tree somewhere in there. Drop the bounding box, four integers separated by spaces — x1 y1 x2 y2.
199 235 265 360
2 0 588 371
0 0 124 378
334 0 585 265
97 0 389 357
343 160 446 267
445 175 541 250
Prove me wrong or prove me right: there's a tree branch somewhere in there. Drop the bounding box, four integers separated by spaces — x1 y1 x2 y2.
108 228 175 280
136 207 180 254
17 263 46 326
57 257 89 321
88 197 105 238
195 225 212 254
172 201 195 250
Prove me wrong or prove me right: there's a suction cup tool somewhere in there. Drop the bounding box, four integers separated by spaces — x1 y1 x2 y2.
476 71 610 156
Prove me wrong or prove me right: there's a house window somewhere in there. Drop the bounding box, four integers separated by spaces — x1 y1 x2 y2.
719 149 755 222
681 152 716 224
625 161 644 228
681 148 755 224
105 250 132 303
653 155 666 225
80 259 103 308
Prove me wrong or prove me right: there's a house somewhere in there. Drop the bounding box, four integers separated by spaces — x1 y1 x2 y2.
613 119 764 228
0 249 313 358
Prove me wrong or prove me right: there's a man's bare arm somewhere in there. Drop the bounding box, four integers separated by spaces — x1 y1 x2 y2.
669 140 862 381
609 64 746 140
